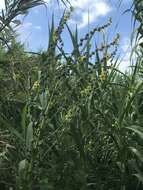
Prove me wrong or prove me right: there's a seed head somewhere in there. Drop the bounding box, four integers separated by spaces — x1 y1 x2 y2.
99 68 106 81
32 81 40 90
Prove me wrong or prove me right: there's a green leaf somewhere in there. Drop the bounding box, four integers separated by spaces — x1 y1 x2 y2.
18 159 28 174
39 91 48 110
21 104 27 138
129 147 143 163
26 122 33 150
134 174 143 184
126 125 143 140
0 116 24 142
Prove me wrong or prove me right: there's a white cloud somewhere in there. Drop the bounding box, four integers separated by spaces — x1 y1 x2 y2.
0 0 111 29
118 37 139 72
20 22 41 30
69 0 111 28
34 26 41 30
22 22 33 28
44 0 50 2
117 38 131 71
0 0 5 9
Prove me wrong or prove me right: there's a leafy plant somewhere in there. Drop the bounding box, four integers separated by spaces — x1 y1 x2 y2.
0 0 143 190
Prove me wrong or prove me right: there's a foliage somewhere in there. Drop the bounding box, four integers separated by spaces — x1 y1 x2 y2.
0 0 143 190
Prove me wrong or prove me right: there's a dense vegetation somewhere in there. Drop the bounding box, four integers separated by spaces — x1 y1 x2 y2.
0 0 143 189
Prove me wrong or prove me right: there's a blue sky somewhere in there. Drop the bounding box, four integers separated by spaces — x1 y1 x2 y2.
0 0 134 71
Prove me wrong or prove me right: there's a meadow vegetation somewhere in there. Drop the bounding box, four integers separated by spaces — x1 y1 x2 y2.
0 0 143 189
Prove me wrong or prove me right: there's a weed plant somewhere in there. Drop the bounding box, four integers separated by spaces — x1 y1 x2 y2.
0 0 143 190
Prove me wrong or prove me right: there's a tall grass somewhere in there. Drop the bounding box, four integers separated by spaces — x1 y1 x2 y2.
0 0 143 189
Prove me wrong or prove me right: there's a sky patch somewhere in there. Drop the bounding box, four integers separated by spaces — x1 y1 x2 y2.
69 0 111 28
